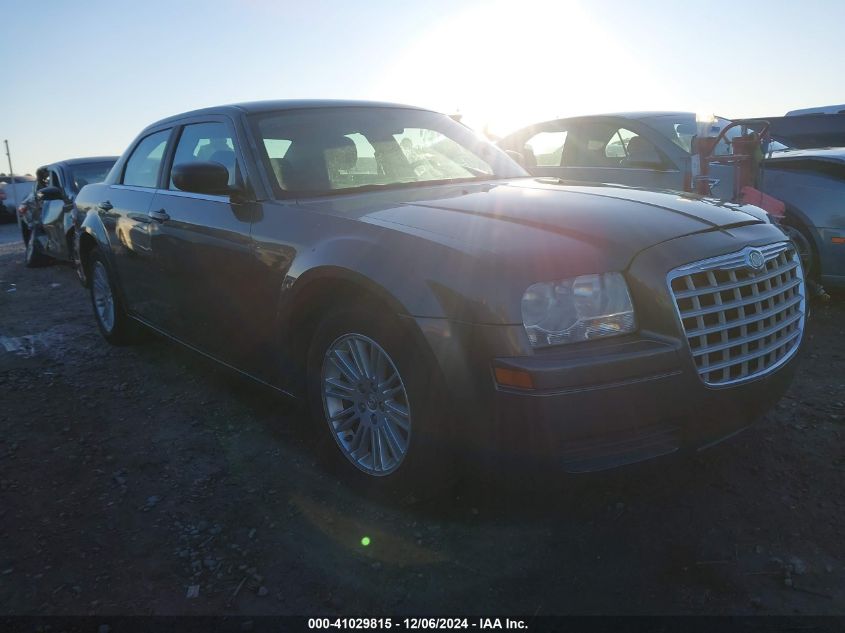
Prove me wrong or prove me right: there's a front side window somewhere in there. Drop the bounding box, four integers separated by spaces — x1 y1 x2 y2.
525 130 568 166
123 130 170 188
170 122 238 189
567 123 622 168
250 107 525 196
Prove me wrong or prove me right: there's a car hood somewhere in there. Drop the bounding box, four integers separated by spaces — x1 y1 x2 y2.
306 178 762 254
300 178 763 270
295 179 775 323
764 147 845 164
759 114 845 149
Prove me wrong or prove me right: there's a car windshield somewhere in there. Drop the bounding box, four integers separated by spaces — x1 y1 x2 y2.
68 162 114 193
250 107 526 197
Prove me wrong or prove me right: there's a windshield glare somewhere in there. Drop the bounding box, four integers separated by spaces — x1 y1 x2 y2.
251 107 526 196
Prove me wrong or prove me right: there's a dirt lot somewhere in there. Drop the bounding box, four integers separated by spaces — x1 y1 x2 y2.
1 221 844 616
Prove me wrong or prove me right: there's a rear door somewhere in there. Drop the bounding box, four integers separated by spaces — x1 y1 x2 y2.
103 128 175 317
146 117 259 365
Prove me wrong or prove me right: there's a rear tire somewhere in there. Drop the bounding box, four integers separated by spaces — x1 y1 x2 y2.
89 248 135 345
306 307 456 500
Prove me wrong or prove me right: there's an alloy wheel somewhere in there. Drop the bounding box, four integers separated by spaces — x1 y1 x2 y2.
321 333 412 476
92 261 115 333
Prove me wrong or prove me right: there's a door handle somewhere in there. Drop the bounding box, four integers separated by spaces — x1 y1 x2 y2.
149 208 170 222
98 200 113 211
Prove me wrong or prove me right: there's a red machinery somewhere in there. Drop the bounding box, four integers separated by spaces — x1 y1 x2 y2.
691 118 826 298
692 119 784 213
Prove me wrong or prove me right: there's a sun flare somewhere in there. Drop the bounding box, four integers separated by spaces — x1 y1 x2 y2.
377 0 669 136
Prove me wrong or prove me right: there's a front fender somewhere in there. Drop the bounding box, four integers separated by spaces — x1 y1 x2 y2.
79 209 111 251
78 210 117 279
284 233 451 319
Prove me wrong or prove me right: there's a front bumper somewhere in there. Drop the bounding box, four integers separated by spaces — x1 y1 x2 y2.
487 334 798 472
416 223 803 472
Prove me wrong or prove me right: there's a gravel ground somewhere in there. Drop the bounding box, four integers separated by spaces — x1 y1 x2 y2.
1 222 844 616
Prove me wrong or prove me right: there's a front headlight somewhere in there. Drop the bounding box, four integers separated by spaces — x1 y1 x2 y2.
521 272 636 347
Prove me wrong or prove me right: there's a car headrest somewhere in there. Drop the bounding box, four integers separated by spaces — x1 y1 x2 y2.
281 142 330 193
324 136 358 172
626 136 652 158
209 150 236 182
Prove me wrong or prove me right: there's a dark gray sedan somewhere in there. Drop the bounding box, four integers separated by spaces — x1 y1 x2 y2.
75 101 804 495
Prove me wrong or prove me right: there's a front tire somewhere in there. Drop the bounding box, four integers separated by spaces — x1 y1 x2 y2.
306 308 455 499
24 225 47 268
89 248 134 345
71 229 89 287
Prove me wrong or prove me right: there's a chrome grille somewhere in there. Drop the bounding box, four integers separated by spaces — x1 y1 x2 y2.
668 242 805 387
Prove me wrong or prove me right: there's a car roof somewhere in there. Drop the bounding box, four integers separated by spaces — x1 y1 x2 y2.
544 111 695 124
501 112 698 140
149 99 430 127
43 156 119 168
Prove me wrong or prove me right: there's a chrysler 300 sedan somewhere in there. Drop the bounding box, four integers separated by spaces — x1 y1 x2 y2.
74 100 805 495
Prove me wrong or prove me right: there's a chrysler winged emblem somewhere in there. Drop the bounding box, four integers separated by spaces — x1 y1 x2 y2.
745 248 765 272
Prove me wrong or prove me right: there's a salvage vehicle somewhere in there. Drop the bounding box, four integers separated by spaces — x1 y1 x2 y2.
75 100 805 495
499 112 845 290
21 157 117 275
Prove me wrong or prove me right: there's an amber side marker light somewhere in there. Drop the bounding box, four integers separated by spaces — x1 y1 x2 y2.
494 367 535 389
832 237 845 245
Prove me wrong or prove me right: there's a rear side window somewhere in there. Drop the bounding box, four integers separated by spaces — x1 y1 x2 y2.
123 130 170 188
169 122 238 189
605 128 638 159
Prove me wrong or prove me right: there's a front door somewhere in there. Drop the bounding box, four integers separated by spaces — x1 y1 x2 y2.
145 119 259 366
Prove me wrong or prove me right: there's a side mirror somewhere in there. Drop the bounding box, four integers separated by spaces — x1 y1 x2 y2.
37 185 64 201
172 161 230 195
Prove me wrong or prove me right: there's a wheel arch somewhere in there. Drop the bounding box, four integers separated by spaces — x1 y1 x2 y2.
77 213 112 284
781 203 823 279
277 266 431 395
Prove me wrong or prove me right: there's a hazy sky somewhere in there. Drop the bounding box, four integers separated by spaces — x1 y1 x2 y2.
2 0 843 175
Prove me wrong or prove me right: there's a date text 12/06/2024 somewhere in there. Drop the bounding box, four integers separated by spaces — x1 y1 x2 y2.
307 618 528 630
